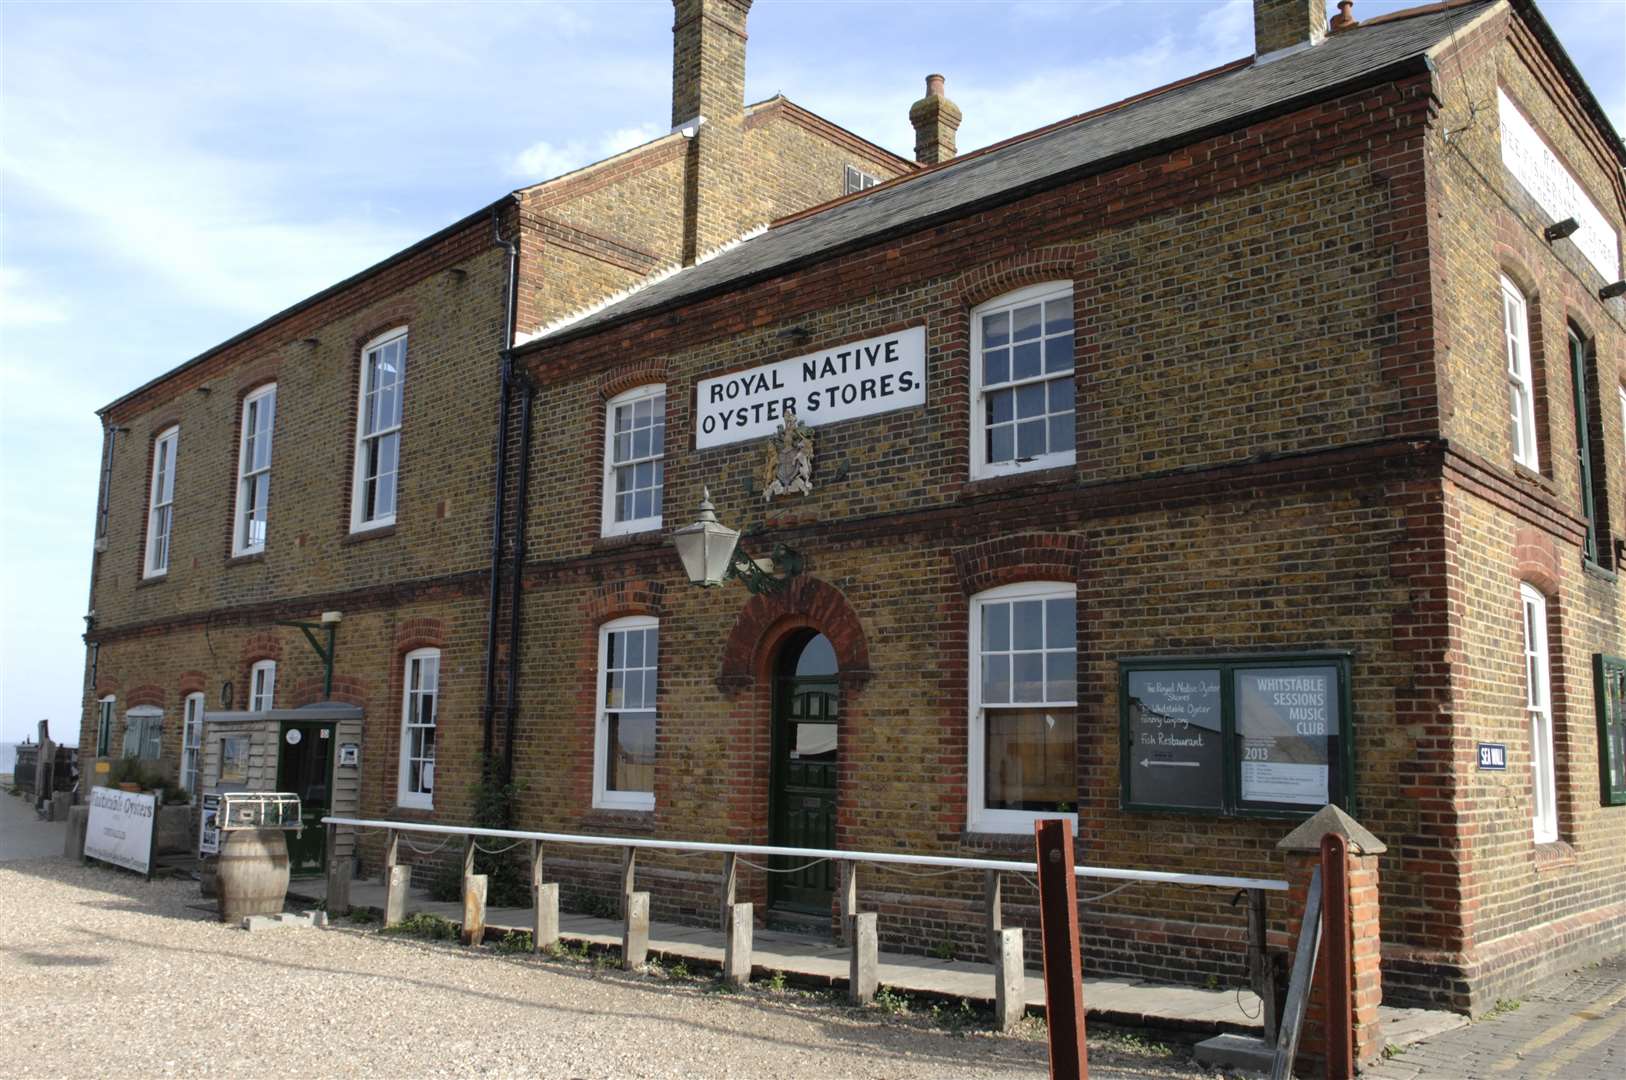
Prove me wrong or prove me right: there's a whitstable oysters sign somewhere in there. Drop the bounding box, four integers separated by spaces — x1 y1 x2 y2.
694 326 925 450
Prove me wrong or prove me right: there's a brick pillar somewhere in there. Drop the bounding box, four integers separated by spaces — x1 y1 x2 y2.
908 74 962 165
1277 805 1387 1075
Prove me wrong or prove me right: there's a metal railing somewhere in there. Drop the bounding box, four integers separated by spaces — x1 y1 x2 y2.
321 815 1287 1037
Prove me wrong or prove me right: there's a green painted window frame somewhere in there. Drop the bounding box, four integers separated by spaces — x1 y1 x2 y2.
96 696 114 757
1595 654 1626 806
1119 652 1355 819
1569 329 1599 565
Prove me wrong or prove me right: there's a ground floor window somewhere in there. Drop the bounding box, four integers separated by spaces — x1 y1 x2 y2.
595 616 658 812
249 660 276 712
968 582 1078 833
96 696 114 757
181 692 204 792
1522 585 1557 842
398 648 438 809
122 707 162 759
1596 654 1626 806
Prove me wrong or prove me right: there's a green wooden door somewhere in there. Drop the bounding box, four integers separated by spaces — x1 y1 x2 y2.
770 633 839 914
276 720 334 877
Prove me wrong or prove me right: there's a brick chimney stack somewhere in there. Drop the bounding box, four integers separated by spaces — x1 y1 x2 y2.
1253 0 1327 58
671 0 751 128
909 74 962 166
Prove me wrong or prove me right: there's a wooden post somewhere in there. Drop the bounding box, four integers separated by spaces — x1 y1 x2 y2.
535 883 560 951
724 902 753 988
985 869 1004 963
462 874 488 946
849 911 878 1004
621 847 637 919
720 852 737 932
622 891 650 970
1322 834 1353 1080
463 836 477 879
325 822 351 916
841 861 859 943
995 927 1026 1033
383 865 410 928
1034 818 1088 1080
382 829 399 883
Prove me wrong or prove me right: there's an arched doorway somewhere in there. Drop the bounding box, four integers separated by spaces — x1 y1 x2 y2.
769 630 838 915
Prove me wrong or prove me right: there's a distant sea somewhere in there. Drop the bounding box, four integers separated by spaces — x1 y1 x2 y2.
0 742 16 780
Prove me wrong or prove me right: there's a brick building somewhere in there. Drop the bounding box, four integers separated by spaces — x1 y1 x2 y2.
82 0 1623 1014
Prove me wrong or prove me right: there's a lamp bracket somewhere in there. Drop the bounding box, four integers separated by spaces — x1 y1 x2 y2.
726 541 803 595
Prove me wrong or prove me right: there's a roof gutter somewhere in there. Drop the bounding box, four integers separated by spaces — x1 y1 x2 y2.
516 52 1439 357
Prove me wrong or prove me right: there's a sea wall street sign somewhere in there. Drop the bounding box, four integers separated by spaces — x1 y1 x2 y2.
693 326 926 450
84 786 158 875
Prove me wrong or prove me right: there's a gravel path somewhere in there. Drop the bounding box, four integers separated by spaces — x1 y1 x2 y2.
0 856 1219 1079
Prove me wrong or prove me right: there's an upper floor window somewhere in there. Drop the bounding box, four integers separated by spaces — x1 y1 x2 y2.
602 385 665 536
1500 277 1539 471
1521 584 1557 843
844 164 880 194
971 283 1075 479
96 696 115 757
144 426 179 577
249 660 276 712
594 616 658 811
351 328 406 532
181 692 205 792
233 384 277 556
398 648 438 809
122 706 163 760
968 581 1077 833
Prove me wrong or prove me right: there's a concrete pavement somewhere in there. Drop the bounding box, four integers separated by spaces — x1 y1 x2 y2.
0 789 68 861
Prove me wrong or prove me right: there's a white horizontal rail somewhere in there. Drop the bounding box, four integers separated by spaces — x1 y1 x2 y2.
321 815 1287 892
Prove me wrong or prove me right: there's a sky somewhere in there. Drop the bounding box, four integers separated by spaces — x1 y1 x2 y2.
1 0 1622 750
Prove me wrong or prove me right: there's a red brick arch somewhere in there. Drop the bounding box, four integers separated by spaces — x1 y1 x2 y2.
585 579 666 624
394 616 447 655
1514 526 1563 595
598 362 671 401
126 684 166 709
951 243 1088 312
178 671 207 696
953 531 1087 595
717 576 870 693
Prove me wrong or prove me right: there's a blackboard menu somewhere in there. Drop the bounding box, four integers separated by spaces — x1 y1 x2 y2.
1124 669 1224 810
1234 666 1337 807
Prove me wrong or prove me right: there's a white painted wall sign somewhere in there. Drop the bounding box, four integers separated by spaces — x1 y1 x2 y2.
1498 88 1620 282
694 326 926 449
84 787 157 874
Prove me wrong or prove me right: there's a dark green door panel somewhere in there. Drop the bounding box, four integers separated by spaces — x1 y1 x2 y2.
276 721 334 877
770 634 839 914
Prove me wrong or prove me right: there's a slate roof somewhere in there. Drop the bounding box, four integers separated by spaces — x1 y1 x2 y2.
526 1 1502 349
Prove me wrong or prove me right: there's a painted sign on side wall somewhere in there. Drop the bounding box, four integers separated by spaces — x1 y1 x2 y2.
694 326 926 449
84 787 157 874
1499 88 1619 282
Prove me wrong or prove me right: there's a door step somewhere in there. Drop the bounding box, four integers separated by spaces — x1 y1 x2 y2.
765 908 832 938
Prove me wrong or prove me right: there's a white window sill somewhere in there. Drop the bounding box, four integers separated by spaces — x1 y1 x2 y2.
971 453 1076 482
967 809 1078 835
142 569 169 581
350 516 397 535
231 546 266 559
594 793 655 813
397 795 433 812
602 517 663 539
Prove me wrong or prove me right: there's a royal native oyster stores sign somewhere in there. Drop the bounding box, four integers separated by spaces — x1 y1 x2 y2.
1499 89 1619 282
694 326 925 450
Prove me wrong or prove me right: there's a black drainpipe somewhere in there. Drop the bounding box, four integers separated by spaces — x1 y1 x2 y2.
482 199 520 765
502 375 535 790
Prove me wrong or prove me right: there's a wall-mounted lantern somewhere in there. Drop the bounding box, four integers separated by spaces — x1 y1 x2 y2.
671 489 800 594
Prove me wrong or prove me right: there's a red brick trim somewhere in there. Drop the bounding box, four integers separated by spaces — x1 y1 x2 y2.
178 671 207 696
291 674 370 709
126 684 166 709
951 245 1087 312
584 580 666 624
94 675 120 697
598 362 671 401
394 617 448 655
952 531 1088 595
239 632 283 666
1513 525 1563 594
717 576 870 692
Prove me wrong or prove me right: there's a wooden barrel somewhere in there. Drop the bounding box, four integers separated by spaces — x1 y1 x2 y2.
217 829 290 923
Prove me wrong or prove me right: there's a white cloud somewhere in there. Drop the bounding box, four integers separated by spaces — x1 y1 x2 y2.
0 268 68 327
507 122 665 182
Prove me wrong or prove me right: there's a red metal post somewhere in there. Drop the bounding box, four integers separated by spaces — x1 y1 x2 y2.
1321 832 1353 1080
1034 818 1088 1080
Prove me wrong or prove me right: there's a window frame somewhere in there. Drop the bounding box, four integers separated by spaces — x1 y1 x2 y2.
96 695 115 757
232 383 277 557
397 647 439 810
122 706 163 760
350 327 408 533
600 384 667 537
593 615 659 812
181 691 205 792
844 164 880 194
1593 654 1626 807
249 660 276 712
1118 652 1355 819
1500 277 1540 471
967 581 1079 834
144 425 179 577
1522 584 1558 842
969 281 1077 480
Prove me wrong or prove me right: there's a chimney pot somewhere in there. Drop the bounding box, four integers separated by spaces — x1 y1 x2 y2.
1330 0 1357 31
909 73 962 166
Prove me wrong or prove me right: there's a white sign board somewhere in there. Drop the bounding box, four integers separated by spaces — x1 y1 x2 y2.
199 792 222 856
84 787 157 874
1499 89 1620 282
694 326 926 449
